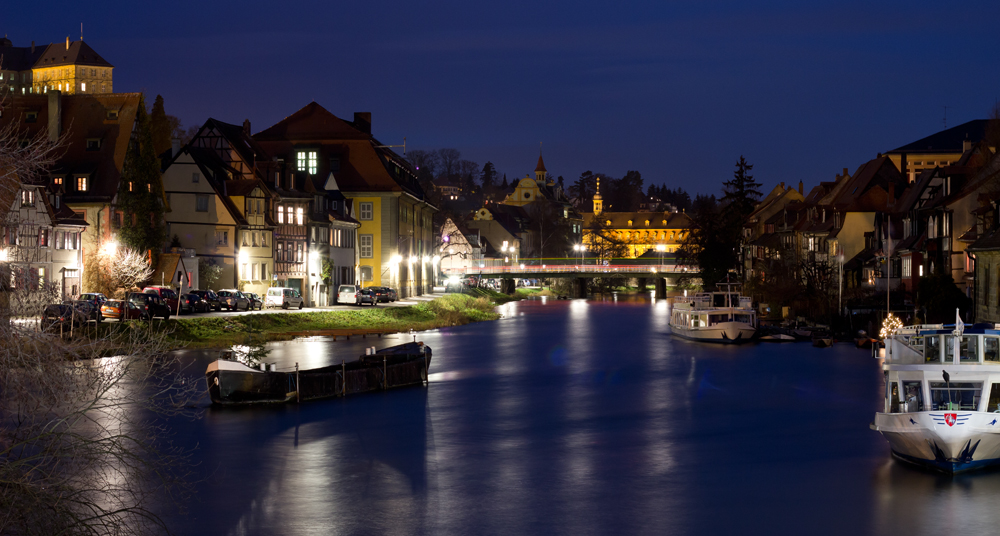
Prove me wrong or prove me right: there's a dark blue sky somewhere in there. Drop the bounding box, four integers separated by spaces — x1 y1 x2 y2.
7 1 1000 196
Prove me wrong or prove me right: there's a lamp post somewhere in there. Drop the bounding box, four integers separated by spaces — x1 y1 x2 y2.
656 243 666 270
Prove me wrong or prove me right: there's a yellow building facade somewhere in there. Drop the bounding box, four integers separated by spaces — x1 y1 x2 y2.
0 37 113 95
582 180 693 258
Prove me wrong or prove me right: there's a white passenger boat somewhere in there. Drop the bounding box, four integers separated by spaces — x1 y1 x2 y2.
669 282 756 343
873 314 1000 473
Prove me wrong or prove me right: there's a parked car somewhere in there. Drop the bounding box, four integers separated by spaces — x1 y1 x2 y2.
217 289 251 311
358 288 378 306
336 285 358 305
128 292 171 320
79 293 108 311
101 299 150 322
265 287 304 309
179 293 210 314
42 304 88 331
143 286 179 312
245 292 264 311
382 287 398 302
67 300 101 322
190 289 222 311
371 286 397 303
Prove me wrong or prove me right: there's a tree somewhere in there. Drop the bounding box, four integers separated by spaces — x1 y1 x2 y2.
117 95 167 267
436 148 461 180
604 170 644 212
569 171 597 211
524 201 572 258
1 96 201 534
199 257 223 289
480 161 498 200
722 156 762 221
148 94 171 157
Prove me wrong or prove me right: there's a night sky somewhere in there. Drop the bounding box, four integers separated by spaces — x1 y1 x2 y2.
6 1 1000 196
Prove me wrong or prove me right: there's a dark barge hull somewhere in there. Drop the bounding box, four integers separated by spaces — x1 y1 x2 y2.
206 342 431 405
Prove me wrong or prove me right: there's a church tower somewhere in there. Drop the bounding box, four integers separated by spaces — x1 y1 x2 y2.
535 149 546 185
593 177 603 215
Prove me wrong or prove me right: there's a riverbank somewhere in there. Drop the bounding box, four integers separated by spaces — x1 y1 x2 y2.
166 292 508 348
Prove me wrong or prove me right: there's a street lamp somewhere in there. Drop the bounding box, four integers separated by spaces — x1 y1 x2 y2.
573 244 585 267
101 239 118 258
655 244 666 270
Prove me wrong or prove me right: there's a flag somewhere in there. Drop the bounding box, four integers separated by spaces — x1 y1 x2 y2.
956 308 964 336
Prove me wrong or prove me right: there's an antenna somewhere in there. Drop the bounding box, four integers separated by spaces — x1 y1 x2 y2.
80 23 83 41
943 105 949 129
374 136 406 156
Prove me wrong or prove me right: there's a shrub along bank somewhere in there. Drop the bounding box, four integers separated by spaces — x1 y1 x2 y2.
166 293 501 348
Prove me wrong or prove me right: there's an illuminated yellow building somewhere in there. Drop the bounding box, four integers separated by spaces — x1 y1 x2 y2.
582 178 693 258
0 37 113 96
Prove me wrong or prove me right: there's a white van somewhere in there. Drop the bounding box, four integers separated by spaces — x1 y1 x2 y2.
266 287 304 309
337 285 358 305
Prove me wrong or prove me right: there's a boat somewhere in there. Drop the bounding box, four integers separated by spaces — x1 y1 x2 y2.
760 333 796 342
872 313 1000 473
206 341 431 405
669 280 757 344
811 330 834 348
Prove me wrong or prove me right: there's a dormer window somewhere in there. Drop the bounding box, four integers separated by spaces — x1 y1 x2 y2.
86 138 101 151
628 220 633 226
53 176 63 186
20 190 35 207
296 150 318 175
645 220 650 226
25 111 37 123
106 110 119 120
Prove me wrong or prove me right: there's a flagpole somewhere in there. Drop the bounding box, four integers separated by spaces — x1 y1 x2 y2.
886 216 891 322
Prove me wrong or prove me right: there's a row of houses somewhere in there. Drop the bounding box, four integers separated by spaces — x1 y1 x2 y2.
0 38 438 304
744 119 1000 321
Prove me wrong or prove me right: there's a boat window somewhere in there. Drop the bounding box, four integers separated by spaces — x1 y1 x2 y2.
888 382 901 413
712 294 728 307
959 336 979 363
986 337 1000 362
902 381 924 412
945 336 956 363
708 314 729 325
929 382 982 411
925 336 941 363
734 314 752 324
988 383 1000 412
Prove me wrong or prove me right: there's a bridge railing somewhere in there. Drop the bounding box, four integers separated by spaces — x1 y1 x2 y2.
442 259 696 276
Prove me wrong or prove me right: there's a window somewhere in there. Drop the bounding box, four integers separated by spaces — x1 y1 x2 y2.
192 173 200 183
987 337 1000 362
287 206 294 224
55 231 64 249
86 138 100 151
251 263 258 280
215 230 228 246
261 232 267 247
930 381 981 411
38 228 48 248
25 111 37 123
261 263 267 281
360 234 373 258
76 176 88 192
925 336 940 363
359 202 373 220
277 242 283 261
902 381 924 412
277 204 284 224
196 194 209 212
53 176 63 186
296 243 303 263
20 190 35 206
297 150 318 175
360 265 373 281
106 110 118 120
296 207 304 226
252 232 258 247
242 232 249 247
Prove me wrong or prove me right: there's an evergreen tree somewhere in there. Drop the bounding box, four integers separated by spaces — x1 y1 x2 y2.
500 174 509 189
721 156 762 280
117 95 167 269
149 95 171 157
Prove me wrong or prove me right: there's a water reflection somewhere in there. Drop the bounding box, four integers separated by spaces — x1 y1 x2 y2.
157 298 1000 535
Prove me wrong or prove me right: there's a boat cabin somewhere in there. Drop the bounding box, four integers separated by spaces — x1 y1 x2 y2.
883 324 1000 415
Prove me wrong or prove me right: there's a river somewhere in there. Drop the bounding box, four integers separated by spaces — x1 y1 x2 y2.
157 297 1000 535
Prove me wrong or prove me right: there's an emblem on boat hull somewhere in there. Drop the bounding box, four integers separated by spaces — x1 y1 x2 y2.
945 413 957 426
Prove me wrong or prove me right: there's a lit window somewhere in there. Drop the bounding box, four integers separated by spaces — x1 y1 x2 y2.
297 150 318 175
81 82 86 92
277 204 284 224
296 207 304 226
76 176 88 191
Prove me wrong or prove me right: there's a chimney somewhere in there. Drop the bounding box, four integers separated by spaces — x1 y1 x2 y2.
31 41 35 53
780 182 785 190
963 138 973 152
354 112 371 134
66 36 70 50
48 90 62 142
171 138 181 158
242 119 251 135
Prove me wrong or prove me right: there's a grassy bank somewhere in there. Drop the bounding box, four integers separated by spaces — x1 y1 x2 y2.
164 293 502 348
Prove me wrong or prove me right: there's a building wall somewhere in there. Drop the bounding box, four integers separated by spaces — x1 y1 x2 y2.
974 250 1000 323
32 65 112 95
349 195 383 287
835 212 876 263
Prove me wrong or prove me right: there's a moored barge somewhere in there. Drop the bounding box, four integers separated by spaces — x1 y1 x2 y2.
206 341 431 405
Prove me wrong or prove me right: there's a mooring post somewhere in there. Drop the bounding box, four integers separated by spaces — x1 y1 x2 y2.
295 362 300 403
383 355 387 390
342 360 346 396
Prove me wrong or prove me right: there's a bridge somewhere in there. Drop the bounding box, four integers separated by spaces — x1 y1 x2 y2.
440 257 701 298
